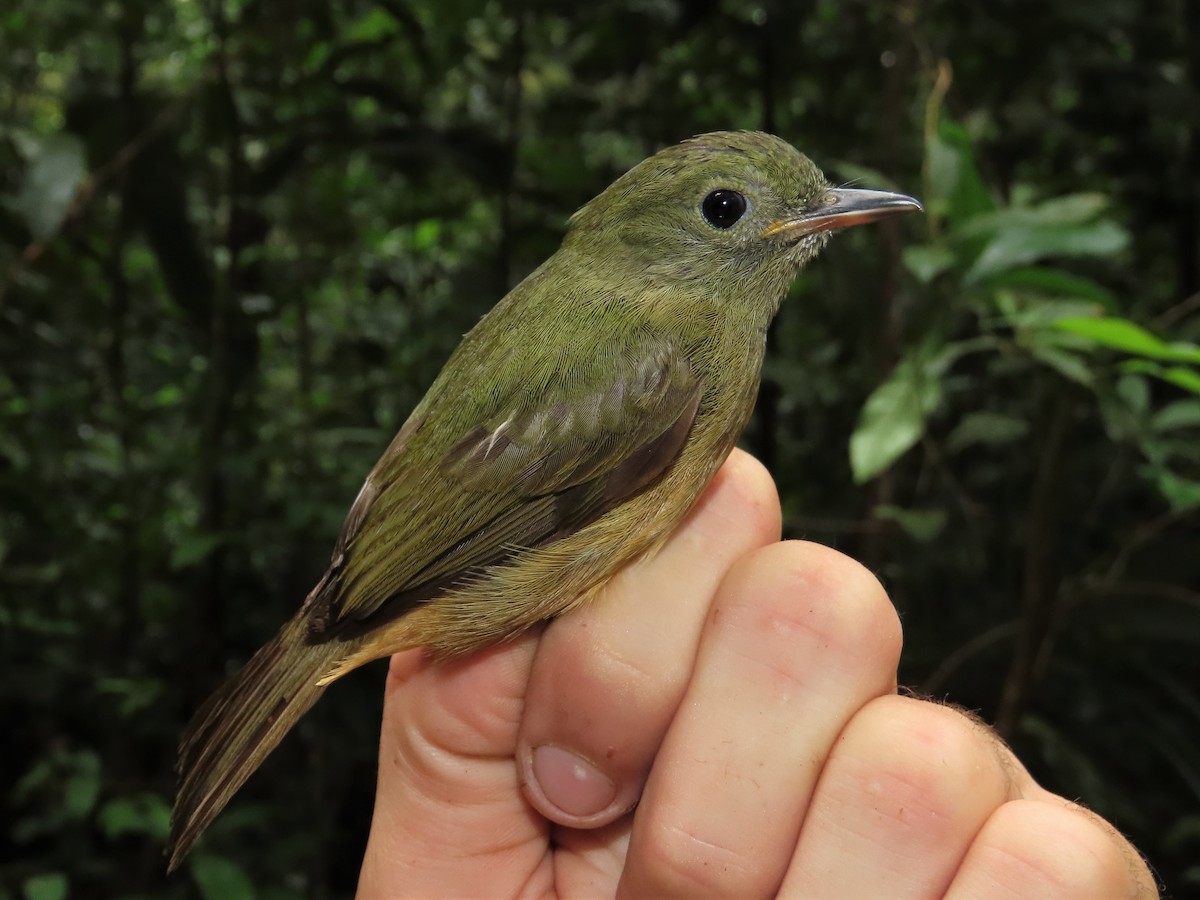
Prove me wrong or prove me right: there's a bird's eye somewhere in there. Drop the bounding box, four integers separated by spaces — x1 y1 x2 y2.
701 189 748 229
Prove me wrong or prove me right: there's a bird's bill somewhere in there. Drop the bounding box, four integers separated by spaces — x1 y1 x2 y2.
762 188 923 238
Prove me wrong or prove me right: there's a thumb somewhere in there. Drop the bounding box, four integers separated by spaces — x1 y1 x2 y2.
356 635 549 898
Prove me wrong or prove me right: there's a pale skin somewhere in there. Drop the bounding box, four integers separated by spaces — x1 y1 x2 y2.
356 449 1159 899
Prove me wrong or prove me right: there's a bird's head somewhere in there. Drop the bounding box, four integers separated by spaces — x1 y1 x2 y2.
566 131 921 308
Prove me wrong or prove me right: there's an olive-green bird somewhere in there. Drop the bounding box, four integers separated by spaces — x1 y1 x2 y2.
167 130 920 869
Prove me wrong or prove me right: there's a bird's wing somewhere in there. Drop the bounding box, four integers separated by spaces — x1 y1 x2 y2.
306 333 701 636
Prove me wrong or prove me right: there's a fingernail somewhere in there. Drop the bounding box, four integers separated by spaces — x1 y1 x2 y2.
530 745 616 818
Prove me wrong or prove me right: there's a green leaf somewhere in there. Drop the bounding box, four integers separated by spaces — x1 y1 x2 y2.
154 384 185 407
925 134 958 216
346 7 398 41
15 132 87 241
1141 465 1200 510
65 758 101 821
169 532 225 569
850 346 954 483
1117 373 1150 416
1119 361 1200 397
15 748 103 840
958 193 1112 239
998 294 1103 331
192 855 256 900
947 411 1029 452
22 874 66 900
902 244 956 284
873 504 947 542
13 757 55 803
96 676 163 716
967 220 1129 282
1098 384 1145 445
1016 192 1109 226
1156 366 1200 396
983 267 1118 310
1152 399 1200 432
1027 343 1094 387
412 218 441 251
98 793 171 839
1055 317 1200 364
926 120 995 222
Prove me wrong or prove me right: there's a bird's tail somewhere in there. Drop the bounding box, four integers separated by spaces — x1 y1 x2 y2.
166 616 343 872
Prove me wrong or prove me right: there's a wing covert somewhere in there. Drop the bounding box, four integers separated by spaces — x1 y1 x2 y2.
309 333 701 635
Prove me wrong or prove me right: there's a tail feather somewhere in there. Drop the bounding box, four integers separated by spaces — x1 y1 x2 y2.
167 617 342 871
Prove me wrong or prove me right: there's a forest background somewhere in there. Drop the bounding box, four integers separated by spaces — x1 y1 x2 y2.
2 0 1199 896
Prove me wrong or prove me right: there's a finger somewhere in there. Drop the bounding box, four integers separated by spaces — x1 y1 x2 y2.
357 636 549 899
618 540 903 899
945 797 1160 899
518 449 782 830
779 695 1020 898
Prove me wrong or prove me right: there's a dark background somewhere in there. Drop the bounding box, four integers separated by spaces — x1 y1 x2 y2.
3 0 1199 897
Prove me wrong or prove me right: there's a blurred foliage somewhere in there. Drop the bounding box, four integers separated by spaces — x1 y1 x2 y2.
2 0 1199 896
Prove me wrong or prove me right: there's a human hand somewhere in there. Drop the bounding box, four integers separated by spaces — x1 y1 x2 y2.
356 449 1157 898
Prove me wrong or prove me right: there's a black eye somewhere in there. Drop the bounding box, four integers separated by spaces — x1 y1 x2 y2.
701 189 748 229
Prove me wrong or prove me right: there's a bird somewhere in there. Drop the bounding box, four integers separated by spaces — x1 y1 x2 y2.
167 130 921 870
